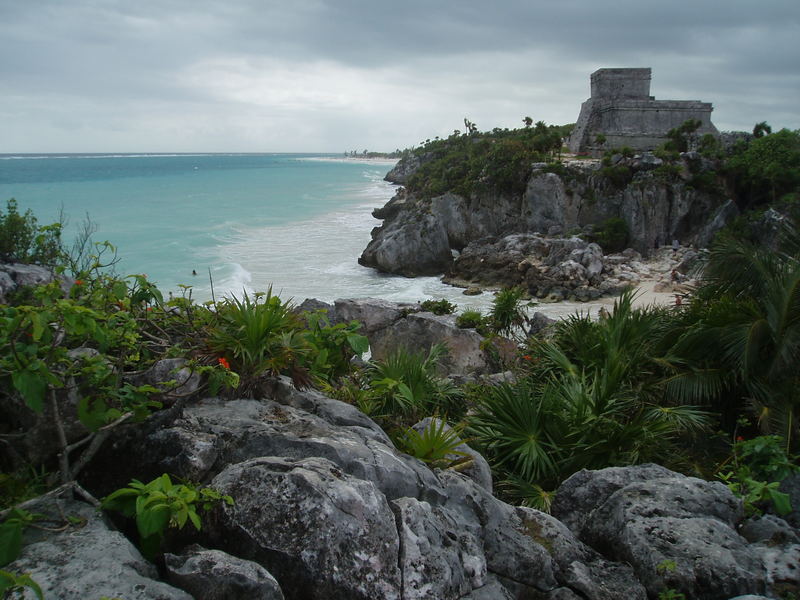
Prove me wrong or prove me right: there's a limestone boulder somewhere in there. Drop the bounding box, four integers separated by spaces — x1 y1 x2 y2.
0 262 73 303
392 497 486 599
208 456 402 600
7 486 192 599
165 545 285 599
358 205 452 276
515 507 647 600
370 312 492 375
333 297 414 334
551 463 676 537
554 465 768 598
89 393 445 504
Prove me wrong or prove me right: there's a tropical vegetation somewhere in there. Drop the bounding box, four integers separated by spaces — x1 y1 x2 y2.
2 121 800 583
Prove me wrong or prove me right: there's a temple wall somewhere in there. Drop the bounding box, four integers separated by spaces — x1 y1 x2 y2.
567 68 719 155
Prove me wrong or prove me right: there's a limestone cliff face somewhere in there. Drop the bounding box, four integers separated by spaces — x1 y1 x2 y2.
360 154 733 276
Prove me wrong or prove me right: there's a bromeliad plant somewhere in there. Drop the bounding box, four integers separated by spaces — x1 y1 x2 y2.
205 289 309 394
101 474 233 560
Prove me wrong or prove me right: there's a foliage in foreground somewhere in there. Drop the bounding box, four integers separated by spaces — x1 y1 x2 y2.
469 292 711 504
101 474 232 559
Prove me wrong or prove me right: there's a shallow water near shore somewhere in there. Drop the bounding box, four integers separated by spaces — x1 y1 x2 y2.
0 152 670 319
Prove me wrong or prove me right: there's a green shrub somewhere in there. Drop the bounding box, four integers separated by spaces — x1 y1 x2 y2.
420 299 457 315
101 474 232 559
589 217 629 253
205 289 307 394
455 309 485 330
598 164 633 188
0 199 63 266
367 344 463 424
301 311 369 381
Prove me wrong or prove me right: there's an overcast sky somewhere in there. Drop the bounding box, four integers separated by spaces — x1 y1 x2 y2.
1 0 798 153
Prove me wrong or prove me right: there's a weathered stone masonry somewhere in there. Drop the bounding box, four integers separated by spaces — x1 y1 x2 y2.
568 68 718 155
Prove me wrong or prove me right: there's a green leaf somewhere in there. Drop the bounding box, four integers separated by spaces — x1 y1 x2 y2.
188 508 202 531
11 369 46 412
28 312 45 342
0 522 23 567
136 505 170 539
77 396 110 431
766 487 793 515
112 280 128 300
346 333 370 354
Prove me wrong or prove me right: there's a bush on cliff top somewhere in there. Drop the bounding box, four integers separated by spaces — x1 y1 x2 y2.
405 123 571 199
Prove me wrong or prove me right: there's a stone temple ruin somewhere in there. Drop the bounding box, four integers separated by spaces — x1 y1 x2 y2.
567 68 718 155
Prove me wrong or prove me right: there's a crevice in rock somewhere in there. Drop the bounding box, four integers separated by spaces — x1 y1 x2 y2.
389 500 406 600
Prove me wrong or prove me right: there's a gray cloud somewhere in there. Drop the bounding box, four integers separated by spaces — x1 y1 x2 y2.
0 0 797 152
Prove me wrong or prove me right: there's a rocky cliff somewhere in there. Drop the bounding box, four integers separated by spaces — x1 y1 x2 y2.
9 378 799 599
360 153 736 279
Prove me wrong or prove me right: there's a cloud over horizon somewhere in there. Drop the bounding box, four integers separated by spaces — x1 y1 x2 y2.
1 0 798 152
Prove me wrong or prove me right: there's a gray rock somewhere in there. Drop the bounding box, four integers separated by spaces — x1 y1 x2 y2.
567 469 766 598
370 312 491 375
165 545 285 599
8 486 192 599
384 155 428 184
119 395 445 505
333 297 413 334
515 507 647 600
739 515 800 545
552 463 675 537
412 417 492 493
208 456 402 600
392 497 485 599
134 357 202 403
460 577 515 599
435 470 559 595
359 202 453 276
264 375 390 441
750 543 800 596
294 298 335 318
0 262 73 303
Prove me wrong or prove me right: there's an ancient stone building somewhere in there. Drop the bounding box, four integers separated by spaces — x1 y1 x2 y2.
567 68 718 155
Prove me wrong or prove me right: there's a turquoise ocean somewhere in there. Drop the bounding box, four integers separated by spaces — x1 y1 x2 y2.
0 153 498 309
0 153 617 318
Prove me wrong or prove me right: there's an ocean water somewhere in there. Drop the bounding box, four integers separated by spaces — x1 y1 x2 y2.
0 153 612 319
0 154 479 307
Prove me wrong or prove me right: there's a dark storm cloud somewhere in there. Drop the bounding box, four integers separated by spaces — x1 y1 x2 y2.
0 0 797 151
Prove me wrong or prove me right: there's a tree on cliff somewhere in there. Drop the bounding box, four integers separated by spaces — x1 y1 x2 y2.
729 128 800 206
753 121 772 138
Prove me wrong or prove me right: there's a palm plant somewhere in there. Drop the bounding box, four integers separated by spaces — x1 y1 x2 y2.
367 343 463 425
666 227 800 449
471 291 710 504
489 286 527 337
